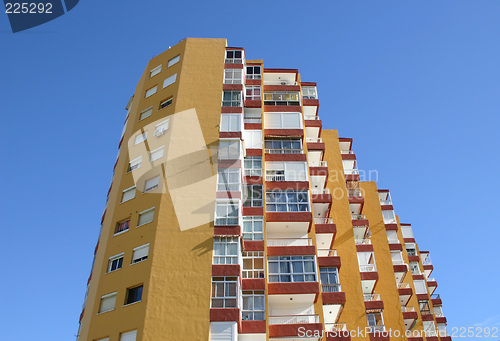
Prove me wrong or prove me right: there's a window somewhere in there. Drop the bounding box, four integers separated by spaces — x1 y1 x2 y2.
132 244 149 264
390 251 404 265
405 243 417 257
144 176 160 192
115 219 130 234
242 251 264 278
128 157 142 172
217 168 241 192
149 65 161 78
211 276 238 308
243 185 263 207
320 267 340 292
138 207 155 226
242 290 265 320
302 86 317 99
163 73 177 88
99 292 117 313
150 146 165 162
410 262 420 275
382 210 396 224
244 156 262 177
366 312 385 332
244 109 262 124
357 252 377 272
245 86 261 100
134 132 147 145
225 50 243 64
119 330 137 341
222 91 242 107
242 130 262 149
386 230 399 244
108 253 124 272
121 186 136 203
423 321 437 336
220 113 241 132
168 55 180 67
159 97 173 110
264 112 302 129
268 255 316 282
213 237 239 264
215 200 239 226
96 338 110 341
265 191 310 212
218 140 241 160
139 107 153 121
414 280 427 294
242 216 264 241
264 138 302 154
224 69 243 84
246 66 261 79
401 225 414 239
125 285 143 305
263 91 300 106
266 162 307 182
154 119 169 136
210 322 237 340
145 86 157 98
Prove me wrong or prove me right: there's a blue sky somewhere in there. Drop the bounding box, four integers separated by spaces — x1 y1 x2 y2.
1 1 499 340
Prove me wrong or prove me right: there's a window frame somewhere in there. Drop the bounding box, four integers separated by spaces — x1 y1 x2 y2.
246 66 261 79
115 219 130 235
245 85 261 100
98 292 117 314
242 251 264 278
149 65 161 78
124 285 143 306
145 85 157 98
225 50 243 64
302 86 318 99
159 97 173 110
243 184 263 208
218 139 241 160
132 243 150 264
121 186 136 203
265 161 308 182
137 207 155 227
163 73 177 88
242 216 264 241
138 107 153 121
264 112 303 129
244 156 262 177
268 255 317 283
263 91 300 106
168 55 180 67
242 290 265 321
211 276 239 308
265 190 310 212
264 138 303 154
128 157 142 172
107 253 124 273
319 267 341 292
213 236 240 265
149 146 165 162
144 176 160 193
224 69 243 84
220 113 242 132
217 168 241 192
222 90 242 107
134 132 147 145
215 200 240 226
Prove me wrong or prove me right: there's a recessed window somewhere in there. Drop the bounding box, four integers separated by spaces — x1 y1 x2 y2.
382 210 397 224
144 176 160 192
224 69 242 84
302 86 317 99
149 65 162 78
163 73 177 88
168 55 180 67
128 157 142 172
132 244 150 264
99 292 117 313
211 276 238 308
242 216 264 241
268 255 316 283
108 253 124 272
265 190 309 212
222 91 242 107
139 107 153 121
154 119 169 136
220 113 241 132
125 285 143 305
121 186 136 203
243 156 262 177
115 219 130 234
245 86 261 100
218 140 241 160
265 162 307 182
145 86 157 98
149 146 165 162
119 330 137 341
217 168 241 192
213 237 239 265
134 133 147 145
264 112 302 129
243 185 263 207
215 200 239 226
225 50 243 64
159 97 173 110
138 208 155 227
246 66 261 79
242 290 265 320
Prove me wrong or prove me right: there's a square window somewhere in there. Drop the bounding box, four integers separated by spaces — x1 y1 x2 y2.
224 69 243 84
134 133 147 145
168 55 180 67
215 200 239 226
220 113 241 132
242 216 264 241
138 208 155 227
119 330 137 341
218 140 241 160
108 253 124 272
139 107 153 121
150 146 165 162
163 73 177 88
99 292 117 313
144 176 160 192
132 244 150 264
159 97 173 110
225 50 243 64
115 219 130 234
149 65 161 78
246 66 261 79
125 285 143 305
121 186 136 203
222 91 242 107
145 86 157 98
213 237 239 265
217 168 241 192
211 276 238 308
128 157 142 172
244 156 262 177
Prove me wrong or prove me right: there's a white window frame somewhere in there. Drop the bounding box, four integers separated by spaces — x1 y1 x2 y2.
215 200 240 226
213 236 240 265
149 65 161 78
382 210 397 224
242 290 265 321
154 119 169 136
268 255 317 283
168 55 180 67
224 69 243 84
414 280 427 294
220 113 242 132
386 230 399 244
245 85 261 100
138 107 153 121
145 85 157 98
410 261 421 275
246 65 261 79
243 130 263 149
137 207 155 227
242 216 264 241
134 132 147 145
302 86 318 99
149 146 165 162
264 112 302 129
98 292 117 314
222 90 242 107
217 168 241 192
263 91 300 105
159 97 173 110
265 190 310 212
264 138 303 154
144 176 160 193
218 140 241 160
132 243 150 264
243 184 263 207
225 50 243 64
115 219 130 235
242 251 264 278
128 157 142 172
319 267 341 292
107 253 124 273
366 312 385 332
211 276 239 308
119 330 137 341
121 186 136 203
265 161 307 182
244 156 262 177
163 73 177 88
357 251 377 272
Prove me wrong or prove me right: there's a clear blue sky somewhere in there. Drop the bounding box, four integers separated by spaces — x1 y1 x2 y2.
1 1 499 340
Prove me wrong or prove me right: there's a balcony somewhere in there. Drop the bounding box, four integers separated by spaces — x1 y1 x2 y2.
314 217 336 250
325 323 351 341
364 294 384 311
263 91 300 107
317 248 337 257
309 160 327 167
427 278 437 295
355 239 371 245
304 116 322 139
268 314 322 339
431 293 442 306
317 249 341 269
322 283 342 293
401 306 418 330
398 283 413 306
265 148 304 154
